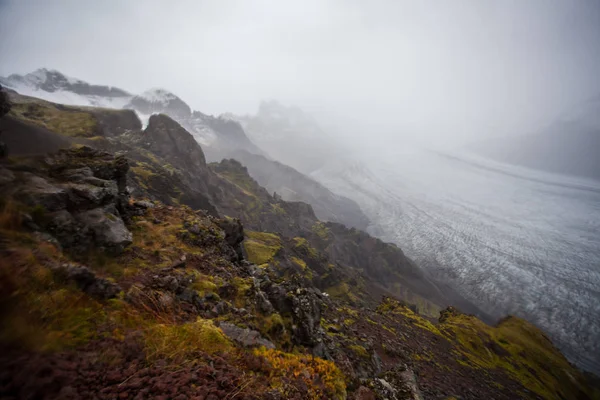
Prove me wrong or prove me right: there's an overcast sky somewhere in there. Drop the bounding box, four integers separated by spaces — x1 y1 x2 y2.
1 0 600 146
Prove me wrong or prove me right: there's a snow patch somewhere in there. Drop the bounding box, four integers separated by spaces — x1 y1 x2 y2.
139 88 178 104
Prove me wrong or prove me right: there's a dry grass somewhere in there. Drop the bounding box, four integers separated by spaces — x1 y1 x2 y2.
144 318 232 362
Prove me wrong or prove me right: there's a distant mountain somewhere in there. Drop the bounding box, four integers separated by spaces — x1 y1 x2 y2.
469 95 600 181
0 68 263 160
1 69 368 232
0 68 132 108
228 149 370 230
230 100 342 174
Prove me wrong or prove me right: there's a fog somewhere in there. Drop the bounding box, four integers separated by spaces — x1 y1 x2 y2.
2 0 600 374
2 0 600 147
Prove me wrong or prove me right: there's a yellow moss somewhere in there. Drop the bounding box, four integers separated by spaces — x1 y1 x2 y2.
9 99 98 137
376 297 442 335
253 347 347 399
190 277 218 296
349 344 369 358
326 282 359 303
440 313 597 400
244 231 281 265
292 237 318 258
232 277 253 308
337 306 359 318
131 165 156 181
311 222 330 240
291 256 307 269
271 203 286 215
144 318 231 361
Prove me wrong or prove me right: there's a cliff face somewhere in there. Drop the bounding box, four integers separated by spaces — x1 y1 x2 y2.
0 90 598 399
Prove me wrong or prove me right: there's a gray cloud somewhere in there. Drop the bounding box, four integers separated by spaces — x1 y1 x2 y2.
1 0 600 146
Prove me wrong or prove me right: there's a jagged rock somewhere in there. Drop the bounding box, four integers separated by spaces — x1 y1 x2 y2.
371 350 383 376
218 322 275 349
351 386 377 400
75 208 132 254
54 264 121 300
63 182 118 211
256 290 275 315
153 275 181 292
14 173 68 212
367 365 423 400
290 288 323 347
211 301 230 316
132 200 155 209
176 288 205 310
438 306 462 323
169 254 187 269
264 283 293 315
216 217 244 261
141 114 206 170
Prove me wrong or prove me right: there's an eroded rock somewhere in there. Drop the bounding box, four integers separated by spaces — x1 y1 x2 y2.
54 264 121 300
218 322 275 349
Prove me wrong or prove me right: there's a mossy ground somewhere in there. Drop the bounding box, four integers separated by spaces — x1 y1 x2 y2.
243 230 281 265
0 197 349 399
9 97 98 137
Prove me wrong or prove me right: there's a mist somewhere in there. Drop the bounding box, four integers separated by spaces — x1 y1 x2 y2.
2 0 600 147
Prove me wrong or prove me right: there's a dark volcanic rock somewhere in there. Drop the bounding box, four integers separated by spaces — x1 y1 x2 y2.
141 114 206 170
216 217 244 262
54 264 121 299
218 322 275 349
0 146 133 257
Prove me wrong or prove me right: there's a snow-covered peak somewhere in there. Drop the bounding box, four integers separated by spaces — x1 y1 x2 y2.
138 88 179 104
126 88 191 119
1 68 133 109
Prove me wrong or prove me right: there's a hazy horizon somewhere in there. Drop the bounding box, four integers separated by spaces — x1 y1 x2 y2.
2 0 600 147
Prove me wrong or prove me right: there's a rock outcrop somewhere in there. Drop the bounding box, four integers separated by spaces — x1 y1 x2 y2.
1 146 133 257
0 91 598 400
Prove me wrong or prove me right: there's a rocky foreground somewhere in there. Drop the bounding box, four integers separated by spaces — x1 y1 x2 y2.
0 89 598 399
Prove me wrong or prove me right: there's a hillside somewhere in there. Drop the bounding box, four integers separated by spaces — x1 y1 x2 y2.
0 88 598 399
227 149 369 230
0 70 369 233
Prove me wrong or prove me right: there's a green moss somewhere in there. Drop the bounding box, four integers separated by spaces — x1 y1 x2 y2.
191 277 218 296
232 277 253 308
440 313 596 400
131 165 156 181
9 100 98 137
292 237 318 258
311 222 330 241
244 231 281 265
271 203 286 215
326 282 359 303
349 344 369 358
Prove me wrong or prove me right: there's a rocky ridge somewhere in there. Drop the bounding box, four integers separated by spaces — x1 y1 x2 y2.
0 87 598 399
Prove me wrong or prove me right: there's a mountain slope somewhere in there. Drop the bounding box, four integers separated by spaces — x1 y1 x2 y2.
1 91 598 399
228 149 370 230
469 95 600 181
0 69 264 161
1 70 371 234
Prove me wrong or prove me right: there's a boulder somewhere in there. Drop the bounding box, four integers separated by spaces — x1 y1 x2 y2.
366 365 424 400
54 264 121 300
218 322 275 349
75 208 132 254
14 173 68 212
216 217 244 261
